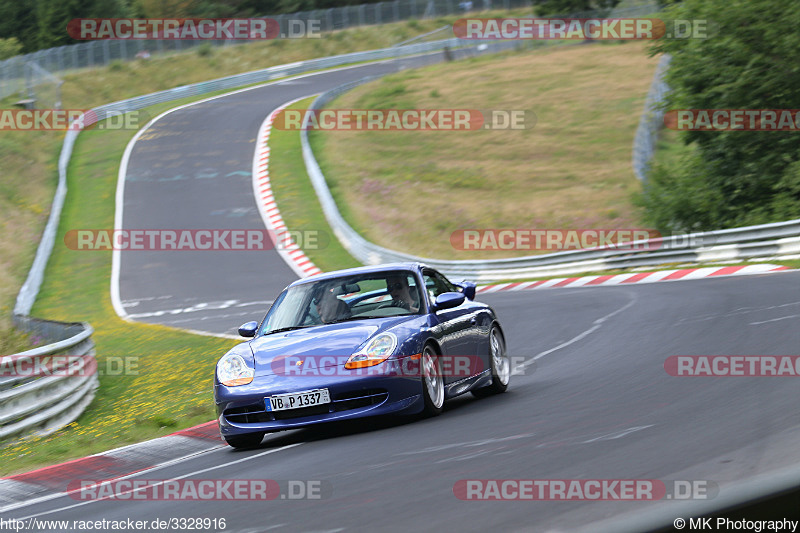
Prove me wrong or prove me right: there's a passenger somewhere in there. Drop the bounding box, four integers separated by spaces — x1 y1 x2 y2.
314 286 351 323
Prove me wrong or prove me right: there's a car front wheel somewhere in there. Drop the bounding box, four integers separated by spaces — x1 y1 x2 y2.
421 344 444 416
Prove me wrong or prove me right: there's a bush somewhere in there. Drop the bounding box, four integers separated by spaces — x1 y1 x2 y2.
196 42 213 57
0 38 23 60
647 0 800 229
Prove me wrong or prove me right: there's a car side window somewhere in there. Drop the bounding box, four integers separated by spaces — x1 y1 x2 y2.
423 270 456 302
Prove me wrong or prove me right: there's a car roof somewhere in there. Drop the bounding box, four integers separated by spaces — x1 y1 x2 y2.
286 262 427 288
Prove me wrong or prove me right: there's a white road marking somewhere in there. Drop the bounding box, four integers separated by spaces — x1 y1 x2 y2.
111 60 401 333
0 444 221 515
8 443 303 519
516 293 638 370
749 314 800 325
581 425 654 444
395 433 536 456
677 300 800 325
126 300 272 319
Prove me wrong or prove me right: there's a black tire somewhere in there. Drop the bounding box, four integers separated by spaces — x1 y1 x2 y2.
420 344 445 416
224 432 265 449
471 326 510 397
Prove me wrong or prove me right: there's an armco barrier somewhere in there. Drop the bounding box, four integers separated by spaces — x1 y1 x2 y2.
1 316 97 442
13 36 491 318
4 29 617 437
13 2 663 315
7 36 531 439
9 36 500 442
0 0 541 101
302 76 800 282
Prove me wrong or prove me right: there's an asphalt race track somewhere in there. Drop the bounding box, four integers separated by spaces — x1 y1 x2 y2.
5 273 800 530
116 54 451 336
10 58 800 530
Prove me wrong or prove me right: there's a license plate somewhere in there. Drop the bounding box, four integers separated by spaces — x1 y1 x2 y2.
265 388 331 412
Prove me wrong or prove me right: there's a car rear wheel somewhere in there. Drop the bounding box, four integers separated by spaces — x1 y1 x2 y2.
225 432 265 449
421 345 444 416
472 326 510 397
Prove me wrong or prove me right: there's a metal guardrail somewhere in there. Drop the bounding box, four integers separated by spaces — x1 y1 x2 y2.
301 59 800 282
9 35 531 441
8 30 537 444
1 316 97 442
0 0 541 101
7 0 785 438
13 36 491 317
13 0 664 315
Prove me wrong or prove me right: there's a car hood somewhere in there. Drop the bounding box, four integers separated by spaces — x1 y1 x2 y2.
249 316 417 376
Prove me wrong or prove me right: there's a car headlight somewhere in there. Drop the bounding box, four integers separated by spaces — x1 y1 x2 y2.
217 351 254 386
345 333 397 369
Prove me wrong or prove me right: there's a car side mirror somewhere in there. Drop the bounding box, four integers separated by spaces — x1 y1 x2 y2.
432 292 465 312
455 281 477 300
238 321 258 338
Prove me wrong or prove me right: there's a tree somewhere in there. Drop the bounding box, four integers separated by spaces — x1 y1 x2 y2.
0 37 23 59
34 0 130 50
534 0 620 16
642 0 800 231
0 0 37 53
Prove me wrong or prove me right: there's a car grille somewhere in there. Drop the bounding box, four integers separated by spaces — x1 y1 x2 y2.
332 388 388 412
224 388 388 423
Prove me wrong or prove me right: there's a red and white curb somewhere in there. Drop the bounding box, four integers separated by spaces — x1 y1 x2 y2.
252 98 323 278
477 264 791 294
0 421 223 513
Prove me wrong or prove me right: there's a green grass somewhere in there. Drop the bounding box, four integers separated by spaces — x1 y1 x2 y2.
53 10 533 113
0 324 35 354
0 76 380 474
0 6 703 474
267 98 361 273
0 100 246 476
0 129 63 331
0 9 535 330
2 20 514 471
310 40 661 259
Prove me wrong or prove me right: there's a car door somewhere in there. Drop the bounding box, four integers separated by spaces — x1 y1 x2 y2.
422 269 476 385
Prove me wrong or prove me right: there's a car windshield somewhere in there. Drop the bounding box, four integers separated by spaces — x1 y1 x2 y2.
260 270 423 334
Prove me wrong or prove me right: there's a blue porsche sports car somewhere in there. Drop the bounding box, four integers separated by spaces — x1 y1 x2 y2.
214 262 510 449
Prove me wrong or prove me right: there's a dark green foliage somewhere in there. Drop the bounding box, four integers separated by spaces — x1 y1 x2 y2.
534 0 620 16
641 0 800 231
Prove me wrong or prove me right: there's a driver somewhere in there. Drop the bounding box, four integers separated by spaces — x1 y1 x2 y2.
314 286 351 323
386 274 419 313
